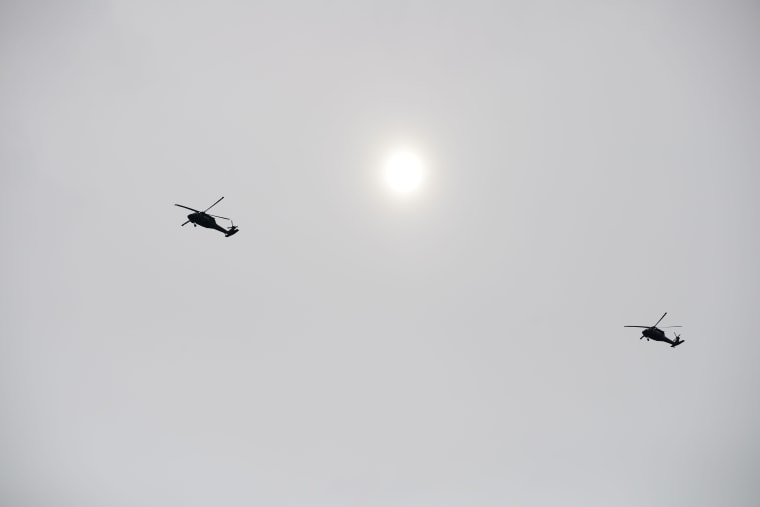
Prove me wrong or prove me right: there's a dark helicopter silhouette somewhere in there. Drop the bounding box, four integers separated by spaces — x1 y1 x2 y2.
175 197 239 237
624 312 684 348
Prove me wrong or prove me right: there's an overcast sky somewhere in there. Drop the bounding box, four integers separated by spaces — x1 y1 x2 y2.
2 1 759 506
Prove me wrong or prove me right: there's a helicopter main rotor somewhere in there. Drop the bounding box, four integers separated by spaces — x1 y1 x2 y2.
175 204 199 213
624 312 682 329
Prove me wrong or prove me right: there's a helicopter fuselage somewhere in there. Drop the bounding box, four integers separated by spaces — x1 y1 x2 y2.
642 327 667 341
187 212 228 233
641 327 682 347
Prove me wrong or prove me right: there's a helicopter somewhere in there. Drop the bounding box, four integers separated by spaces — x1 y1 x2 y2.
174 197 239 237
624 312 684 347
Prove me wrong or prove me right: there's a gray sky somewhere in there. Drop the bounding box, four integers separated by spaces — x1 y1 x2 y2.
2 1 759 506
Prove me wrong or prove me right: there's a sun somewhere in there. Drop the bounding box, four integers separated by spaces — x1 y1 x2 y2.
383 151 425 195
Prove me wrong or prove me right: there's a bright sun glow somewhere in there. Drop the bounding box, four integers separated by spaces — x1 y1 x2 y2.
383 151 425 195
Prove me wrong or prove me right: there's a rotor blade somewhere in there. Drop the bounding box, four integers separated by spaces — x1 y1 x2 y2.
210 214 230 220
175 204 200 212
203 196 224 213
181 220 190 226
624 326 650 328
662 326 682 328
653 312 667 328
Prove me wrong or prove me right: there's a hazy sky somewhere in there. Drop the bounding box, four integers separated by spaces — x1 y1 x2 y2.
2 1 759 506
